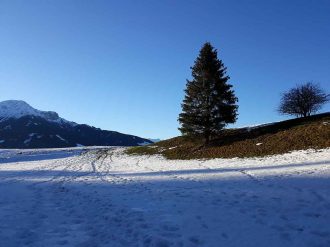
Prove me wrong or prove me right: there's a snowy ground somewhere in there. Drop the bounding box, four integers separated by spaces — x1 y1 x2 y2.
0 147 329 247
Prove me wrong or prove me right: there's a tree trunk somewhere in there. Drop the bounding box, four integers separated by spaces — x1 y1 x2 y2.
204 133 210 146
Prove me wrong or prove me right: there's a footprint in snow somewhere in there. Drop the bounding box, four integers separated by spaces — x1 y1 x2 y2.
280 232 291 241
162 224 179 232
189 236 202 245
310 230 330 238
280 215 288 221
304 212 321 218
56 240 68 245
221 233 228 239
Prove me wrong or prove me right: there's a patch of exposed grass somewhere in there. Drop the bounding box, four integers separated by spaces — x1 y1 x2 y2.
126 113 330 159
125 146 161 156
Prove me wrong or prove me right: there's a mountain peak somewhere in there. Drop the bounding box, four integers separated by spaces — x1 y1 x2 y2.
0 100 39 118
0 100 72 125
0 100 153 148
0 100 33 109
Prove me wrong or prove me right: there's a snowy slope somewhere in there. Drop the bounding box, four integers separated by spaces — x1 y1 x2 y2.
0 147 329 246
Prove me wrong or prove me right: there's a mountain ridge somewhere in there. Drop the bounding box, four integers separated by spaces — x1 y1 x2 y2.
0 100 77 126
0 100 152 148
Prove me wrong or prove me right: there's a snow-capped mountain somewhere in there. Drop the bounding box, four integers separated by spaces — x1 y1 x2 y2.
0 100 75 126
0 100 152 148
148 138 161 143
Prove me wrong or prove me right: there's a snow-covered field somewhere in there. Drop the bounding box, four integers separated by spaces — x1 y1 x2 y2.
0 147 329 247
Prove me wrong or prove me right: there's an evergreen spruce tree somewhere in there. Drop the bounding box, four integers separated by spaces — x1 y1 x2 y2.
178 42 238 143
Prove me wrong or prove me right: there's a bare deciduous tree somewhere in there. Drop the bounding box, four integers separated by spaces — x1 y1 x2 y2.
278 82 329 117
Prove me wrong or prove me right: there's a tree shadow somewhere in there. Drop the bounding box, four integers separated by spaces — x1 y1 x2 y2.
1 163 330 247
112 160 330 177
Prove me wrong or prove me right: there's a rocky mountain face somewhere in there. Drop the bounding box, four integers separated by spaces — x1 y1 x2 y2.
0 100 152 148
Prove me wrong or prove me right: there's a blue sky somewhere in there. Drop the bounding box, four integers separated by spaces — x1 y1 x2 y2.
1 0 329 139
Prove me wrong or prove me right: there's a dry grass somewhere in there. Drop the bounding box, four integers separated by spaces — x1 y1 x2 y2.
126 113 330 159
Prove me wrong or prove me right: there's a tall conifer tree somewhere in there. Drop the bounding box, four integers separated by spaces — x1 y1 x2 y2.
179 42 238 143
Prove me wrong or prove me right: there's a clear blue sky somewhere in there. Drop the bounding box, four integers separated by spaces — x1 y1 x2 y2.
1 0 329 139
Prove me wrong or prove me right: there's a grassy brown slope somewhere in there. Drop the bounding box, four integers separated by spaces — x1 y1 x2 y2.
126 113 330 159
